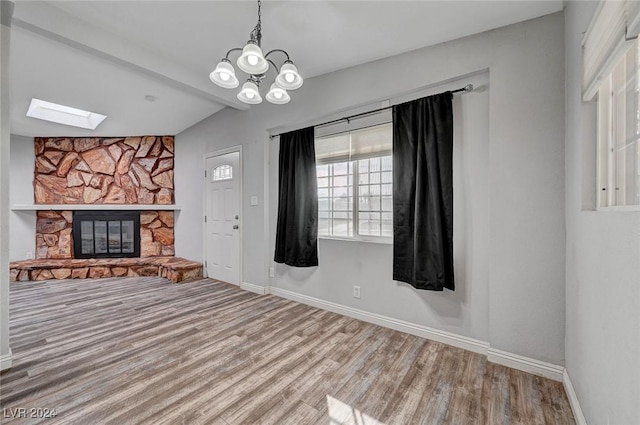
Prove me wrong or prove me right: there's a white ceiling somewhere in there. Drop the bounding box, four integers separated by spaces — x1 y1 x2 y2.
9 0 563 137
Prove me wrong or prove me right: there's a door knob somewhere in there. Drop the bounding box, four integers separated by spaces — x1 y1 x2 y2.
233 225 239 230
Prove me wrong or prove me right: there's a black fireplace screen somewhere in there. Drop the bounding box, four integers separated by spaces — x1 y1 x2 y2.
72 211 141 258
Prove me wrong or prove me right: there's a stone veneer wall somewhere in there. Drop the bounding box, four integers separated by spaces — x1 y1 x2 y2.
33 136 176 259
34 136 174 205
35 211 175 259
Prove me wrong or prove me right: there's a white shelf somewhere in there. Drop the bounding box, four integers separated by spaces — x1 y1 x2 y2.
11 204 181 211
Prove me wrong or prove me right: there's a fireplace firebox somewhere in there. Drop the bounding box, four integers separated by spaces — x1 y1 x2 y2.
72 211 141 259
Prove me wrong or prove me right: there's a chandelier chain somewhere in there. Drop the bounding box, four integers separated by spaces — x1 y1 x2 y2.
250 0 262 45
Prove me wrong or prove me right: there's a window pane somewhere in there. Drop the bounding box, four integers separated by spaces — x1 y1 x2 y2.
333 219 352 237
333 197 352 211
381 196 393 211
316 160 354 237
359 159 369 173
333 162 348 175
381 171 392 183
381 156 393 171
381 184 392 196
370 172 381 184
359 212 381 236
318 198 329 211
370 157 381 172
319 218 330 234
212 164 232 181
317 165 329 177
334 175 348 187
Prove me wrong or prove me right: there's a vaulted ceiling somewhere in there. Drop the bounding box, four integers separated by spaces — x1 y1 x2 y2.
9 1 562 137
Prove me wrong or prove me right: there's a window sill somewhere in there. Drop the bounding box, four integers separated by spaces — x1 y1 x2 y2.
319 236 392 245
595 206 640 213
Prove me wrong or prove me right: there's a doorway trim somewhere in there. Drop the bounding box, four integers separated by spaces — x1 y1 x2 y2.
202 145 243 285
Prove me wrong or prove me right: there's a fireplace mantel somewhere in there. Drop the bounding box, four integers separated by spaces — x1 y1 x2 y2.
11 204 181 211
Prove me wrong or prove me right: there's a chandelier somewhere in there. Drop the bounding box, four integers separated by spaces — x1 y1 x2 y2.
209 0 303 105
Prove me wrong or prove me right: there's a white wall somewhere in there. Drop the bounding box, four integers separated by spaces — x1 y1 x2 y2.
564 2 640 424
176 12 566 364
9 134 35 261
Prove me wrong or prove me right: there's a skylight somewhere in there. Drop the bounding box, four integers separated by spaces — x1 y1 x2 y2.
26 98 107 130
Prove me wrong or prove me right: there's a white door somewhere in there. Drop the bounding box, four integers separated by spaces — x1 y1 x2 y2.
205 151 240 285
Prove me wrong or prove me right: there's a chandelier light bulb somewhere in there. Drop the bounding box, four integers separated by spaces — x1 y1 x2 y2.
237 43 269 74
237 80 263 104
210 60 239 89
266 83 291 104
276 62 303 90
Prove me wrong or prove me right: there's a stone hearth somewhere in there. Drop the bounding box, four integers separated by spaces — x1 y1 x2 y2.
9 257 202 284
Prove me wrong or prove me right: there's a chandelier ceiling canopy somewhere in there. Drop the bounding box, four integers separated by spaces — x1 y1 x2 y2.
209 0 303 105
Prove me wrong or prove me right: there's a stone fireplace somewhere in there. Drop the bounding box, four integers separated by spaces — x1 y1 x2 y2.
10 135 202 284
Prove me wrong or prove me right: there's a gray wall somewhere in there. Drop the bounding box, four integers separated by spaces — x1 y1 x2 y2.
9 134 35 261
564 2 640 424
176 12 566 364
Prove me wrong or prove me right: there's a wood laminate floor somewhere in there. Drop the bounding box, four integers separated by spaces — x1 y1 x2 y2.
0 277 575 425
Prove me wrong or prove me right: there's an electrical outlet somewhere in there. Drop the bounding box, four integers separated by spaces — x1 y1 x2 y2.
353 285 361 299
26 251 33 260
269 266 275 278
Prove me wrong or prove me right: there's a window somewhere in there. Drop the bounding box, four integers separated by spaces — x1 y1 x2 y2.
212 164 232 181
316 123 393 240
583 1 640 208
596 39 640 208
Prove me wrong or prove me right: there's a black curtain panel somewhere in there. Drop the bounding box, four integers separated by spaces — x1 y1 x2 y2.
274 126 319 267
392 92 454 291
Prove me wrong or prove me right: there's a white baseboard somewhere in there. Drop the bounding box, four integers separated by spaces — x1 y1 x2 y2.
563 369 588 425
268 286 489 355
0 348 13 371
487 348 564 381
241 281 268 295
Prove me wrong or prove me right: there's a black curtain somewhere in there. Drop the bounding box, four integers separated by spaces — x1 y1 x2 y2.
392 92 454 291
274 126 319 267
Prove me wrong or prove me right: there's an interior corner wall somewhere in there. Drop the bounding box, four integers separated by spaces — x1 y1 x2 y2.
9 134 35 261
176 12 566 364
564 2 640 424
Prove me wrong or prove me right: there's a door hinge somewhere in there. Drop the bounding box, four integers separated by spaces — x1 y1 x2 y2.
204 169 207 178
204 215 207 223
205 261 208 267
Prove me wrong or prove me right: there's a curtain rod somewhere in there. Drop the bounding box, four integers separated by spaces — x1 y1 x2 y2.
269 83 473 139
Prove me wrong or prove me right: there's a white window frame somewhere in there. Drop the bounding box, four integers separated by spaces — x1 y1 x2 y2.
316 122 393 244
583 1 640 211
